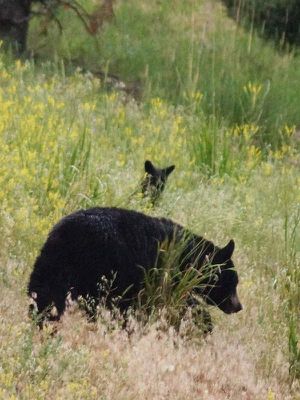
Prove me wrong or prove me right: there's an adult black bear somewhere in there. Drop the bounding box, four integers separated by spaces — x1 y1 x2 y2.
141 160 175 204
28 207 242 325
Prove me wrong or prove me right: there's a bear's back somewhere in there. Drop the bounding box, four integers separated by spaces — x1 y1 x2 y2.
33 207 181 303
41 207 179 275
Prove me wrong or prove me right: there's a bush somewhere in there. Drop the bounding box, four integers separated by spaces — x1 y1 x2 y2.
222 0 300 46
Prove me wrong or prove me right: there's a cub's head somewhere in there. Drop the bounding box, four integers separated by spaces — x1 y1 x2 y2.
141 160 175 202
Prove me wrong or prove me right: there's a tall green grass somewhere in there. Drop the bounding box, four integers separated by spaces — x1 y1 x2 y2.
283 207 300 381
137 236 218 333
28 0 300 148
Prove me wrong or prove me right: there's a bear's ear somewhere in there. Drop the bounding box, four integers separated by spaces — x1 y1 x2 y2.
219 239 235 260
165 164 175 176
145 160 156 175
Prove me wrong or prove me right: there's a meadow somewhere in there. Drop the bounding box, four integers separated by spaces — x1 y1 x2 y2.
0 0 299 398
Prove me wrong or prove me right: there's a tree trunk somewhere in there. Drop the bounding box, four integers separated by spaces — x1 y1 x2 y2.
0 0 32 54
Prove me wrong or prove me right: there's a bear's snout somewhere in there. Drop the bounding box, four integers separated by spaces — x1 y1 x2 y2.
218 291 243 314
227 292 243 314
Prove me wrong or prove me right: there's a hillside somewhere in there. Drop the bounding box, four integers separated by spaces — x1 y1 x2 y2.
0 0 299 398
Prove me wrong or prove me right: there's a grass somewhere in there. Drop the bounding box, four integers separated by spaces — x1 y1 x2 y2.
0 0 299 397
0 58 299 398
137 236 217 332
28 0 300 147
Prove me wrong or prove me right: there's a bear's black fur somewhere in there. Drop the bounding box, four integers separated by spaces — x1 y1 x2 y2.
28 207 242 324
141 160 175 204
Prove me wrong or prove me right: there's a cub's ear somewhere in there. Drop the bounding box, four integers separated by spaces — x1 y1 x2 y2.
165 164 175 176
144 160 156 175
219 239 235 260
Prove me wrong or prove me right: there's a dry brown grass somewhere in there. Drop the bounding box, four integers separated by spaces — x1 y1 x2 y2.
0 266 298 400
1 164 299 399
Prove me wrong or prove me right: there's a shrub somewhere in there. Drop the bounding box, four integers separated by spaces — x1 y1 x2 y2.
222 0 300 46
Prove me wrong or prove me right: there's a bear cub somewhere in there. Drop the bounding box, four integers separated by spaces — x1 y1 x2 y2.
141 160 175 204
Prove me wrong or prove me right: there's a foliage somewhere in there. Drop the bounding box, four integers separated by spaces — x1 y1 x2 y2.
222 0 300 46
137 236 217 332
27 0 300 148
31 0 109 37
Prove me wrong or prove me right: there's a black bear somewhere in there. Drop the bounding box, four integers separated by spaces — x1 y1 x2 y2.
141 160 175 204
28 207 242 325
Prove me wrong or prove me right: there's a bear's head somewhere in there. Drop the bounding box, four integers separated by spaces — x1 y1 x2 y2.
200 239 242 314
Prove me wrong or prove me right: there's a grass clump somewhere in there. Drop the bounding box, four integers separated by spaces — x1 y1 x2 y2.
137 237 216 333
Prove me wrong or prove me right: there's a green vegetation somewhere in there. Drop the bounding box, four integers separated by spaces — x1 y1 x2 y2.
137 236 217 332
0 0 299 398
29 0 300 146
222 0 300 46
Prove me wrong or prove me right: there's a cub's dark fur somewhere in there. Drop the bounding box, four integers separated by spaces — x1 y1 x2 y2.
141 160 175 204
28 207 242 324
